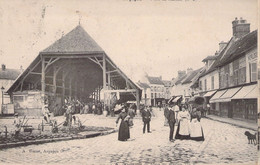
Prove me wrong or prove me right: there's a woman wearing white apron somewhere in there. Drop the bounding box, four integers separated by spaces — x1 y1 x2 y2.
190 108 204 141
175 106 191 140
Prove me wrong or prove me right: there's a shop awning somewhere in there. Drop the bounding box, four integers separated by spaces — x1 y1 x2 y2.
172 96 182 103
216 87 242 102
203 90 217 97
209 89 227 103
168 96 174 103
232 84 257 99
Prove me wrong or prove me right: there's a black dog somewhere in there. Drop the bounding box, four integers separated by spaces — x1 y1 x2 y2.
244 131 257 145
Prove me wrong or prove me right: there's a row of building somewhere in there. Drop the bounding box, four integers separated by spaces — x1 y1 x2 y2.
137 17 258 122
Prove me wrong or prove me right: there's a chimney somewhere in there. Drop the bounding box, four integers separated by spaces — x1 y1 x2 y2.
187 68 193 73
159 76 162 80
219 41 228 52
178 70 186 78
1 64 6 71
232 17 250 38
20 65 23 72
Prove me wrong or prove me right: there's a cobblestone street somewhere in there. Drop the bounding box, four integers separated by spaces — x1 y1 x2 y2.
0 108 258 164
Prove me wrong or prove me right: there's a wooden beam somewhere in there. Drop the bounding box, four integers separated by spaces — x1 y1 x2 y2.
29 72 42 75
106 70 118 74
87 57 103 69
13 59 42 92
103 89 137 93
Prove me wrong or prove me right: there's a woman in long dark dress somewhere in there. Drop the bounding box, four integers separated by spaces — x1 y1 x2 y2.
116 108 130 141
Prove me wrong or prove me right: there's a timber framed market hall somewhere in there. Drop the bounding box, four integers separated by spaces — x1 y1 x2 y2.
7 25 141 116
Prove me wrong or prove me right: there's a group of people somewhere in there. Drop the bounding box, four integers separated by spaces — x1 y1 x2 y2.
116 104 155 141
165 103 204 142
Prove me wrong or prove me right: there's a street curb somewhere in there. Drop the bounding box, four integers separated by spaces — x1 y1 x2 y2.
205 116 257 131
0 129 117 150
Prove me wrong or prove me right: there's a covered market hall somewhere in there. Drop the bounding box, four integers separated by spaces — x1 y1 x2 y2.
7 25 141 116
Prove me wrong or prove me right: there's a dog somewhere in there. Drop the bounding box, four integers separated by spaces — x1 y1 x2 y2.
244 131 257 145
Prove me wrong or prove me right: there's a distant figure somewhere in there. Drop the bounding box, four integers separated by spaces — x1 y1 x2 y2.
142 107 152 133
167 104 176 142
44 105 50 123
13 113 21 138
84 104 89 114
175 106 190 140
116 107 130 141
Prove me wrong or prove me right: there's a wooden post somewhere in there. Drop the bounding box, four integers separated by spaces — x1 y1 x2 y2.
108 73 111 112
69 78 72 101
136 89 140 110
41 56 46 112
53 66 57 94
103 54 107 107
62 70 65 105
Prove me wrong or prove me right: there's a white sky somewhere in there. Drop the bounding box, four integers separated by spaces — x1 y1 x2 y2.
0 0 258 82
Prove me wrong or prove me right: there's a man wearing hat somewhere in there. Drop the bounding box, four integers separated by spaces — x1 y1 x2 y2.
13 113 21 137
167 104 176 142
142 106 152 133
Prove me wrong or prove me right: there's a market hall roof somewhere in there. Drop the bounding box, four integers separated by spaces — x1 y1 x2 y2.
41 25 104 54
7 25 141 95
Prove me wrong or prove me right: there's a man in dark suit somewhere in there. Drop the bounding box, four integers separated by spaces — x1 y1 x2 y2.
142 106 152 133
167 104 176 142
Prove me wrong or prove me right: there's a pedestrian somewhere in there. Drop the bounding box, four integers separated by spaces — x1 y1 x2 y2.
175 105 190 140
173 103 180 124
167 104 176 142
116 107 130 141
190 107 204 141
128 104 136 127
13 113 21 138
164 105 169 126
43 105 50 123
142 106 152 133
84 104 89 114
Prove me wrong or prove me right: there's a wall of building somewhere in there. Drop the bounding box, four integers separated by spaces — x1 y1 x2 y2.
199 70 219 92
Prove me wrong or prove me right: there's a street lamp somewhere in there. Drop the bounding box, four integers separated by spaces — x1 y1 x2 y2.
1 86 5 115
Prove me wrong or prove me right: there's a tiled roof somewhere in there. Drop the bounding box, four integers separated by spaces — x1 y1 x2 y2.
202 56 217 62
162 80 171 87
216 30 257 67
41 25 104 54
137 82 150 89
175 75 187 85
0 68 21 80
199 38 232 78
147 76 164 85
182 68 203 84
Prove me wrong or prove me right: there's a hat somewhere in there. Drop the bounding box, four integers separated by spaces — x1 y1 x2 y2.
14 113 18 116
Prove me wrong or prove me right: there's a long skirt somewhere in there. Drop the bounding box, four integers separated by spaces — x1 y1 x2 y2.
190 118 204 141
175 119 190 140
118 121 130 141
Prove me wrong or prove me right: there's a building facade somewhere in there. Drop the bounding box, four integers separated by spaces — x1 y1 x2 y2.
199 17 258 122
0 64 22 114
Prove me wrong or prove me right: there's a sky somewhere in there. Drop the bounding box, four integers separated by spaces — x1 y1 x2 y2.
0 0 258 82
